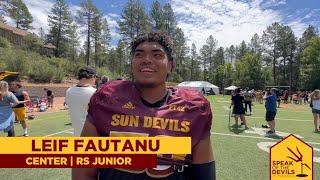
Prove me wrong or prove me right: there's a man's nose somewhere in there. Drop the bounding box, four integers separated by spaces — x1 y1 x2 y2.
141 53 153 64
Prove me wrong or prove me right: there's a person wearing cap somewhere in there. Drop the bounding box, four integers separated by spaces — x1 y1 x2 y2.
65 66 97 136
73 31 215 179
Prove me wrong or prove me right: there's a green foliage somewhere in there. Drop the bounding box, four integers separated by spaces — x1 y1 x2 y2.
301 37 320 89
0 48 81 83
3 49 30 74
96 67 115 79
0 37 11 49
7 0 33 30
118 0 150 43
47 0 73 57
76 0 101 65
22 33 42 52
28 61 55 83
233 53 264 89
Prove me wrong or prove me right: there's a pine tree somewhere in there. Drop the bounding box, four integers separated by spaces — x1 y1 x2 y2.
171 27 188 82
162 3 176 38
249 33 262 55
101 18 111 51
77 0 100 65
190 43 200 80
118 0 149 44
7 0 33 30
38 27 46 43
0 0 8 23
68 23 79 62
91 11 103 67
47 0 73 57
262 22 283 85
150 0 164 30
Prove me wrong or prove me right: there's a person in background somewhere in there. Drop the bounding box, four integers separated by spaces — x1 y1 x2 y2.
10 81 30 136
309 89 320 132
243 88 254 116
264 88 277 135
44 88 54 108
65 66 97 136
0 81 23 137
230 88 248 129
97 75 109 89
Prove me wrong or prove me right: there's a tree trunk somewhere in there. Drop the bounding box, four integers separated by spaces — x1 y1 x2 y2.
283 55 286 84
273 48 276 85
55 11 62 57
86 15 91 66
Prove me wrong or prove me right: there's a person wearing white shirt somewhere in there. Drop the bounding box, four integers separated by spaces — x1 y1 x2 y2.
310 89 320 132
65 67 97 136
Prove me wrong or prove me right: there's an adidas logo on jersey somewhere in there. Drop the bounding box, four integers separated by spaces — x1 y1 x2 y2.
122 102 135 109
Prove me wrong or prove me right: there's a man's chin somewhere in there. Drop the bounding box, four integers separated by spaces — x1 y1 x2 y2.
135 79 159 88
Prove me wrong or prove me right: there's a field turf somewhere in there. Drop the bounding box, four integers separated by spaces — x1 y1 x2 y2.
0 95 319 180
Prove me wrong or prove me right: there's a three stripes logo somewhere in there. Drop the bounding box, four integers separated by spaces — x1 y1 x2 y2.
122 102 135 109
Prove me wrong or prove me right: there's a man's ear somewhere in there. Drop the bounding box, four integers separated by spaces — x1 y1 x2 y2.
168 60 175 74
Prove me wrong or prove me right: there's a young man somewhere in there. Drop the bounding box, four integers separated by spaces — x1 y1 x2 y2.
243 89 254 116
10 82 30 136
65 67 97 136
264 88 277 134
230 88 248 129
44 88 54 108
72 31 215 180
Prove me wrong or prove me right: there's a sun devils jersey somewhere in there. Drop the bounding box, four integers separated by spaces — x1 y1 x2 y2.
87 80 212 179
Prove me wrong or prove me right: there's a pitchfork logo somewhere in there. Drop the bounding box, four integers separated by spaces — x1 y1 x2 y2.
270 134 313 180
287 146 311 177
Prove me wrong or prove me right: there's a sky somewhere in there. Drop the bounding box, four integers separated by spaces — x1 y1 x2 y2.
4 0 320 49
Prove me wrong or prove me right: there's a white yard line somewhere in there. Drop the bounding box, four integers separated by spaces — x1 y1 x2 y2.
211 131 320 145
211 132 276 140
44 128 74 137
214 114 311 122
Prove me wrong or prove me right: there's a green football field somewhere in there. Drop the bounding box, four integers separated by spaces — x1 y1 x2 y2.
0 95 319 180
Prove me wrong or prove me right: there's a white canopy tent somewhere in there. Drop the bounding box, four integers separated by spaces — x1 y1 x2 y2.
177 81 219 95
225 85 238 91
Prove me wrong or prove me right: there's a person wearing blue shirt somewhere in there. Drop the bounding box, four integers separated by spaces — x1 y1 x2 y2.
264 88 277 134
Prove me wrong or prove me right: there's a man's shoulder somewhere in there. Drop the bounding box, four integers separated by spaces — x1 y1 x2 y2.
98 80 133 93
173 87 209 105
91 80 134 101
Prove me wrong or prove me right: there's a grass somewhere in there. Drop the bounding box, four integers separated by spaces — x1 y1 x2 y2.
0 96 319 180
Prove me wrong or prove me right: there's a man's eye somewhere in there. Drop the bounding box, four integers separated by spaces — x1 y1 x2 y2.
134 53 142 57
154 54 163 58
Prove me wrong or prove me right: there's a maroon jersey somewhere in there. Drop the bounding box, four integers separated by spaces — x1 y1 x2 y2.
87 80 212 178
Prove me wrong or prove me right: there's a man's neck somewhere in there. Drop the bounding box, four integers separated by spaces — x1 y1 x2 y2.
77 79 93 87
137 84 167 104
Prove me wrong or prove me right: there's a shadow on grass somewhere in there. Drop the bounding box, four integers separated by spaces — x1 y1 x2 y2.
314 130 320 134
264 134 283 140
229 124 247 134
65 123 72 126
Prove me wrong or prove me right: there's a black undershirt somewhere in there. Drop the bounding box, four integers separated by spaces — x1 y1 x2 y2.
141 90 170 108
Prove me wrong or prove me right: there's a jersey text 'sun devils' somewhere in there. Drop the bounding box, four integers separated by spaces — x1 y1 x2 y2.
87 80 212 178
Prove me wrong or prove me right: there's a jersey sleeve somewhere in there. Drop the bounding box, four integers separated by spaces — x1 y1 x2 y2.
86 91 99 127
199 99 213 140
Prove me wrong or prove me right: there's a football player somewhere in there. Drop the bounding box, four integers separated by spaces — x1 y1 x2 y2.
72 31 215 180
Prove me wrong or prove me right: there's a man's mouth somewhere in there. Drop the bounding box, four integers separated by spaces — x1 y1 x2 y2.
140 68 155 73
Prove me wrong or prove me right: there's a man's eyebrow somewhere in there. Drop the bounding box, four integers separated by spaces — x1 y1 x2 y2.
152 49 165 53
134 49 144 53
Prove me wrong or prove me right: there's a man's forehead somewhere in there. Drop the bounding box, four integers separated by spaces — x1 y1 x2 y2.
135 41 165 52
